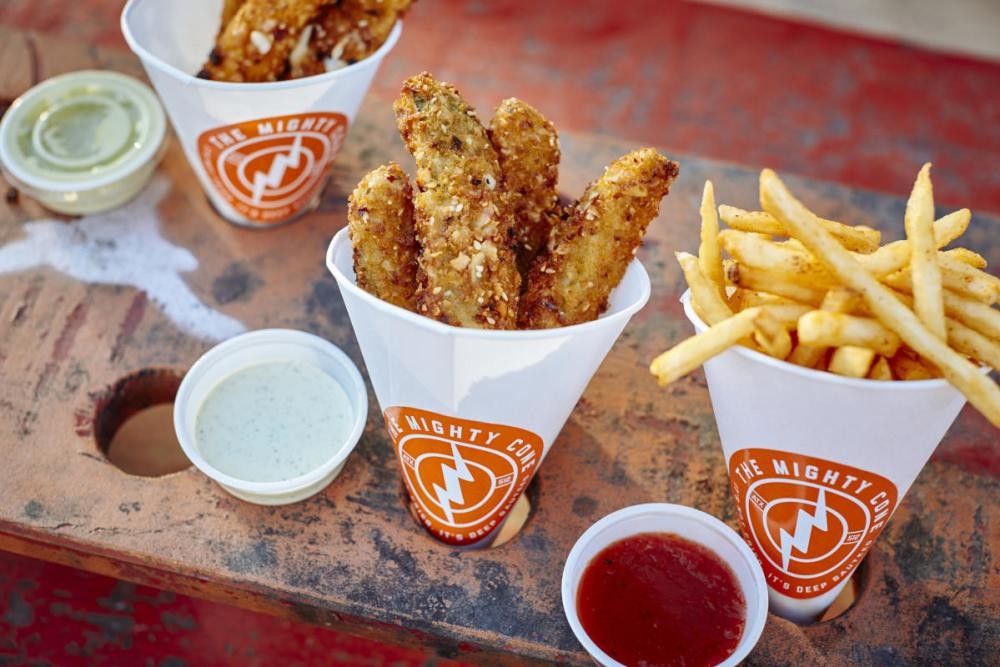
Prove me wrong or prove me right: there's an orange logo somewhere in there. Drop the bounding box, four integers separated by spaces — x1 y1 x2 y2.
384 407 543 546
729 448 897 599
197 112 348 224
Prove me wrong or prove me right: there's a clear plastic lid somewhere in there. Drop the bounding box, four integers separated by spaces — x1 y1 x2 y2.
0 70 166 192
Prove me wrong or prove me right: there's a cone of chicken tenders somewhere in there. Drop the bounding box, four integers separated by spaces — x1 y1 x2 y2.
651 167 1000 621
122 0 410 227
328 73 678 548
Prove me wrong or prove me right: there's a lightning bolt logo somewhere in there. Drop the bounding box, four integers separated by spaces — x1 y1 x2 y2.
251 134 304 204
432 442 475 525
778 488 829 571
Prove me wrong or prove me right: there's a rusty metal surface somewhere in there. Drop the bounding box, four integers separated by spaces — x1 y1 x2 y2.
0 27 998 666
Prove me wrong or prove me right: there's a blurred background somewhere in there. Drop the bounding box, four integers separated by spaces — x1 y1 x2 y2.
1 0 998 664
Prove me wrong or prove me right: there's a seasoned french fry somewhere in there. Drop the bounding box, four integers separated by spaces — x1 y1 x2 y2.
787 344 827 369
942 247 988 269
720 229 909 280
889 347 937 381
760 168 1000 425
797 311 902 357
828 346 876 378
938 253 1000 304
932 208 971 247
753 309 793 359
947 320 1000 370
676 252 732 325
759 303 812 328
698 182 725 297
821 287 863 314
651 308 762 384
868 356 893 380
904 163 946 339
718 205 881 253
725 261 826 305
943 290 1000 340
727 288 794 311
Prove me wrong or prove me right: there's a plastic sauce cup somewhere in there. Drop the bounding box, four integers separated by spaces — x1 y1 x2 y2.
0 70 166 215
562 503 769 667
174 329 368 505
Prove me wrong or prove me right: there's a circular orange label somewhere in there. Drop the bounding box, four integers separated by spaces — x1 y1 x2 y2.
197 112 347 224
385 407 543 546
729 448 898 599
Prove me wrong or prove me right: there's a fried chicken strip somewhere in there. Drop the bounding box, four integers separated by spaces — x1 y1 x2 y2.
289 0 412 79
488 98 561 276
518 148 679 328
199 0 333 82
347 163 419 310
393 73 520 329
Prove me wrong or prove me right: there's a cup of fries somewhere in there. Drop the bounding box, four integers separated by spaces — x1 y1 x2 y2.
122 0 404 227
651 166 998 622
328 229 651 547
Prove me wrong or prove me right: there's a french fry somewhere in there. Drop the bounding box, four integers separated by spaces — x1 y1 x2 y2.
942 247 987 269
937 253 1000 304
720 229 909 281
889 347 937 381
727 288 795 311
718 205 881 253
932 208 971 247
725 261 826 305
752 308 793 359
821 287 863 314
828 346 876 378
787 344 827 369
797 311 902 357
650 308 762 385
947 320 1000 371
698 182 725 298
676 252 732 325
759 303 812 328
942 290 1000 340
868 355 893 380
760 168 1000 425
904 163 946 339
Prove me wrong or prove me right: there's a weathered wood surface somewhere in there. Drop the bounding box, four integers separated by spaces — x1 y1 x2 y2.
0 27 997 665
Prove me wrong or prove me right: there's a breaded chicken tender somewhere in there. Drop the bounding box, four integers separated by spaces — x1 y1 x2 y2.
289 0 412 79
393 73 521 329
488 98 561 276
347 163 419 311
518 148 679 328
199 0 333 82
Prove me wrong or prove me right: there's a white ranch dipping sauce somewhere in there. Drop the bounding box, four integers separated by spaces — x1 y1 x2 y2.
195 361 353 482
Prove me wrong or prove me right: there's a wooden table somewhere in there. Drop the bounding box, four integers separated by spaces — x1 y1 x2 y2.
1 27 997 666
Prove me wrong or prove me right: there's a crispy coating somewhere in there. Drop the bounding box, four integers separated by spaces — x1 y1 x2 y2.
199 0 333 82
348 163 419 311
289 0 412 79
488 98 560 276
393 73 521 329
219 0 247 33
518 148 679 328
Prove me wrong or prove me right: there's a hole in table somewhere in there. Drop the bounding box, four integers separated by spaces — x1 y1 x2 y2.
816 556 869 622
401 476 540 549
93 368 191 477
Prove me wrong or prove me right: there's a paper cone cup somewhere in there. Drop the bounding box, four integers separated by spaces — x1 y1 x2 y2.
327 229 650 547
122 0 401 227
682 291 971 622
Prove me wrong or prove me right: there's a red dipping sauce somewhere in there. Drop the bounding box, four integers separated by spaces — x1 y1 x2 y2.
576 532 745 667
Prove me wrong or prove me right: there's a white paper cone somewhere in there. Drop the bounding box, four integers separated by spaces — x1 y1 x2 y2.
682 291 970 622
122 0 400 226
327 229 650 547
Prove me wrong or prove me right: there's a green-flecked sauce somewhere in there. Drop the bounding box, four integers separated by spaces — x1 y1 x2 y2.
195 361 353 483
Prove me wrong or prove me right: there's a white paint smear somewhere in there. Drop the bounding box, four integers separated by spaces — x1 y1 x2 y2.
0 177 246 341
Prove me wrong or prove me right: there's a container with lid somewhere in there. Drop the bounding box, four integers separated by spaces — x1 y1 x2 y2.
0 70 167 215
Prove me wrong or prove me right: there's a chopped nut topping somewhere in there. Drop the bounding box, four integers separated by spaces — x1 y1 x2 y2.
250 30 273 55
